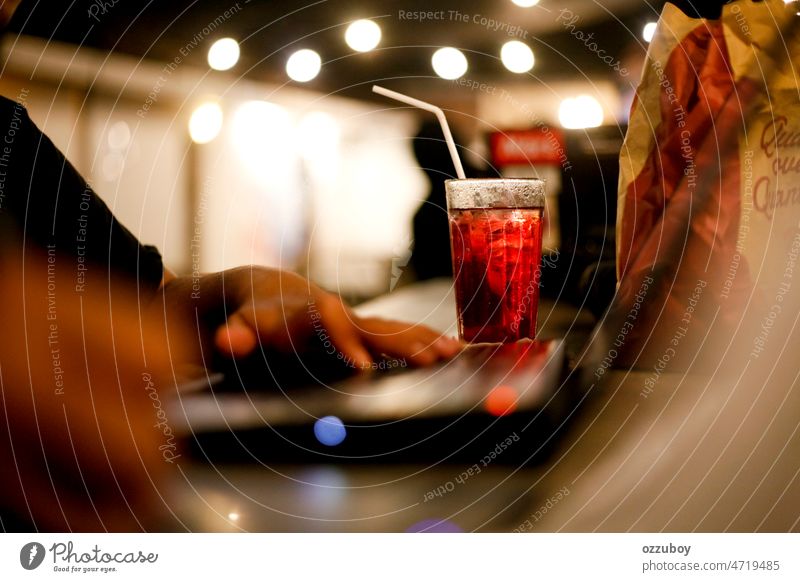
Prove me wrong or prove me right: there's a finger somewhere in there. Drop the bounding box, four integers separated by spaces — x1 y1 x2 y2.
315 297 373 368
413 336 463 366
216 300 308 358
432 335 465 358
356 318 463 366
215 311 259 358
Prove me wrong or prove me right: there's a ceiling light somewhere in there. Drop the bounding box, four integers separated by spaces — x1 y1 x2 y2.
286 49 322 82
558 95 604 129
431 47 468 80
643 22 658 43
189 102 223 144
501 40 535 73
345 19 382 52
511 0 540 6
207 38 240 71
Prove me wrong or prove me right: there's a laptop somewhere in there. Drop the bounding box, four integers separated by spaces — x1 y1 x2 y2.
173 283 590 466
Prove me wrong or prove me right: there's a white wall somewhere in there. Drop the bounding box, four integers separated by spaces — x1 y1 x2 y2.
87 100 190 270
196 95 425 299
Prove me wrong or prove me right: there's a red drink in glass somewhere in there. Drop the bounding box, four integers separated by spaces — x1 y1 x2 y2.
446 179 545 343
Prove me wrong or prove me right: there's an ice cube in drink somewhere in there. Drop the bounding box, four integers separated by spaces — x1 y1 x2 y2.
449 206 543 343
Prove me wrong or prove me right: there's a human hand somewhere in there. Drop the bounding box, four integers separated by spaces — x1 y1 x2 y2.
160 266 461 371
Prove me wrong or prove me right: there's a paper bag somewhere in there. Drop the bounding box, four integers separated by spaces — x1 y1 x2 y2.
614 0 800 368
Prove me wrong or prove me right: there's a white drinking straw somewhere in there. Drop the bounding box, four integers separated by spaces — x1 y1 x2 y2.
372 85 466 180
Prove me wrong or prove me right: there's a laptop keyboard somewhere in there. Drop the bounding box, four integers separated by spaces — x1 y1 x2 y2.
175 339 565 433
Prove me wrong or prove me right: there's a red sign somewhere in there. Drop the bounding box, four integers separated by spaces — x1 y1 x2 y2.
490 129 566 166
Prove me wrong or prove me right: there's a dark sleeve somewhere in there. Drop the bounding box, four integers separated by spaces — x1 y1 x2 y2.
0 95 164 297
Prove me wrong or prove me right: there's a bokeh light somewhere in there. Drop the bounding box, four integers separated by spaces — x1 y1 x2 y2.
431 47 468 80
101 152 125 181
485 385 519 416
501 40 535 73
558 95 604 129
314 416 347 446
345 19 382 52
188 102 223 144
231 100 293 179
207 38 240 71
107 120 131 150
406 519 463 533
643 22 658 43
511 0 540 6
286 49 322 82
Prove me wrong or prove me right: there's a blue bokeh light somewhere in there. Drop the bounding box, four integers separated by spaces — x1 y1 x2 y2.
314 416 347 446
406 518 463 533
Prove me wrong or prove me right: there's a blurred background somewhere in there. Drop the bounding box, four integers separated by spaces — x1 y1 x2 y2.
0 0 670 303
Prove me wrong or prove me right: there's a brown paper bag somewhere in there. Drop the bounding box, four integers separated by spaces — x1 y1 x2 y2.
613 0 800 368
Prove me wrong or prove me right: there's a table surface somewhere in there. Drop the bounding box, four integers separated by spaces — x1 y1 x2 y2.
177 280 800 532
